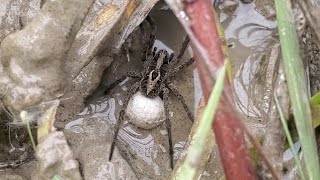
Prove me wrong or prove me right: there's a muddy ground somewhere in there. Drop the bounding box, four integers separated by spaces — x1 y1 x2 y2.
0 0 319 179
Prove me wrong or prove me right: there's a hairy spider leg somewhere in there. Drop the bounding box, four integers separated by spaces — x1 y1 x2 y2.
170 57 195 76
166 80 194 122
167 53 174 64
171 36 190 66
152 47 157 57
146 16 156 55
108 81 140 161
139 22 146 44
104 71 141 94
162 87 174 169
141 16 156 62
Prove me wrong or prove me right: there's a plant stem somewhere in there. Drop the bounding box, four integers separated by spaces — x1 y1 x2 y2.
274 94 306 180
275 0 320 179
26 120 36 152
174 62 226 180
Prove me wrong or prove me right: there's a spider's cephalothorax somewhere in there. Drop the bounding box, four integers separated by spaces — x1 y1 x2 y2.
140 49 172 97
106 16 195 169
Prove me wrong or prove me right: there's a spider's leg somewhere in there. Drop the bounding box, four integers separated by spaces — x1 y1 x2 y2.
166 80 194 122
108 81 140 161
141 16 156 61
146 16 156 53
152 47 157 57
172 36 190 66
167 53 174 64
162 86 174 169
170 57 195 76
140 21 148 61
105 71 141 94
139 22 146 44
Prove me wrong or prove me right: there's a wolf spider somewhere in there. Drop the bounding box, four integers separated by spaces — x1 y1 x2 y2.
106 16 195 169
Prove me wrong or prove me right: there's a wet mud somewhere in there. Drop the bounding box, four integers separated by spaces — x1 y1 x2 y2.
0 0 319 179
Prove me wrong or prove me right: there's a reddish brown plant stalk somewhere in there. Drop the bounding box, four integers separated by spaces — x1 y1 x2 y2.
183 0 255 179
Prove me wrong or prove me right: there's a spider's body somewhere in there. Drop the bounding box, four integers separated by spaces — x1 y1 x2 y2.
106 16 195 169
140 49 172 97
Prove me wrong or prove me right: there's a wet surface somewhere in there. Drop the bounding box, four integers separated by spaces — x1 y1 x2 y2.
1 0 279 179
65 0 283 178
1 0 318 179
220 0 278 138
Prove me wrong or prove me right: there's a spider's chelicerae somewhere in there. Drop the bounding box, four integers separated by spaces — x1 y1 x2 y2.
106 16 195 169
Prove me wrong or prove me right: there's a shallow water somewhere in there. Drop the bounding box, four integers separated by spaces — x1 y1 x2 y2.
221 0 278 138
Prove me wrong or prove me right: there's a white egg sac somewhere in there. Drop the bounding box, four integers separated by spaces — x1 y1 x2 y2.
125 91 165 129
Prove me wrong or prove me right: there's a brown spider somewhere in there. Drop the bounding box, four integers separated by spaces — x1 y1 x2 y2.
106 16 195 169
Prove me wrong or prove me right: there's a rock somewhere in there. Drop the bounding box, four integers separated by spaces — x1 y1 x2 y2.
57 55 113 122
219 0 239 12
79 143 138 180
125 91 165 129
0 174 24 180
0 0 41 43
0 160 39 180
36 131 82 180
64 116 138 180
0 0 94 121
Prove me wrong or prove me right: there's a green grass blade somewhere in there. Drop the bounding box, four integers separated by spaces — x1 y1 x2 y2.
174 62 226 179
275 0 320 179
26 120 36 152
274 94 305 180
